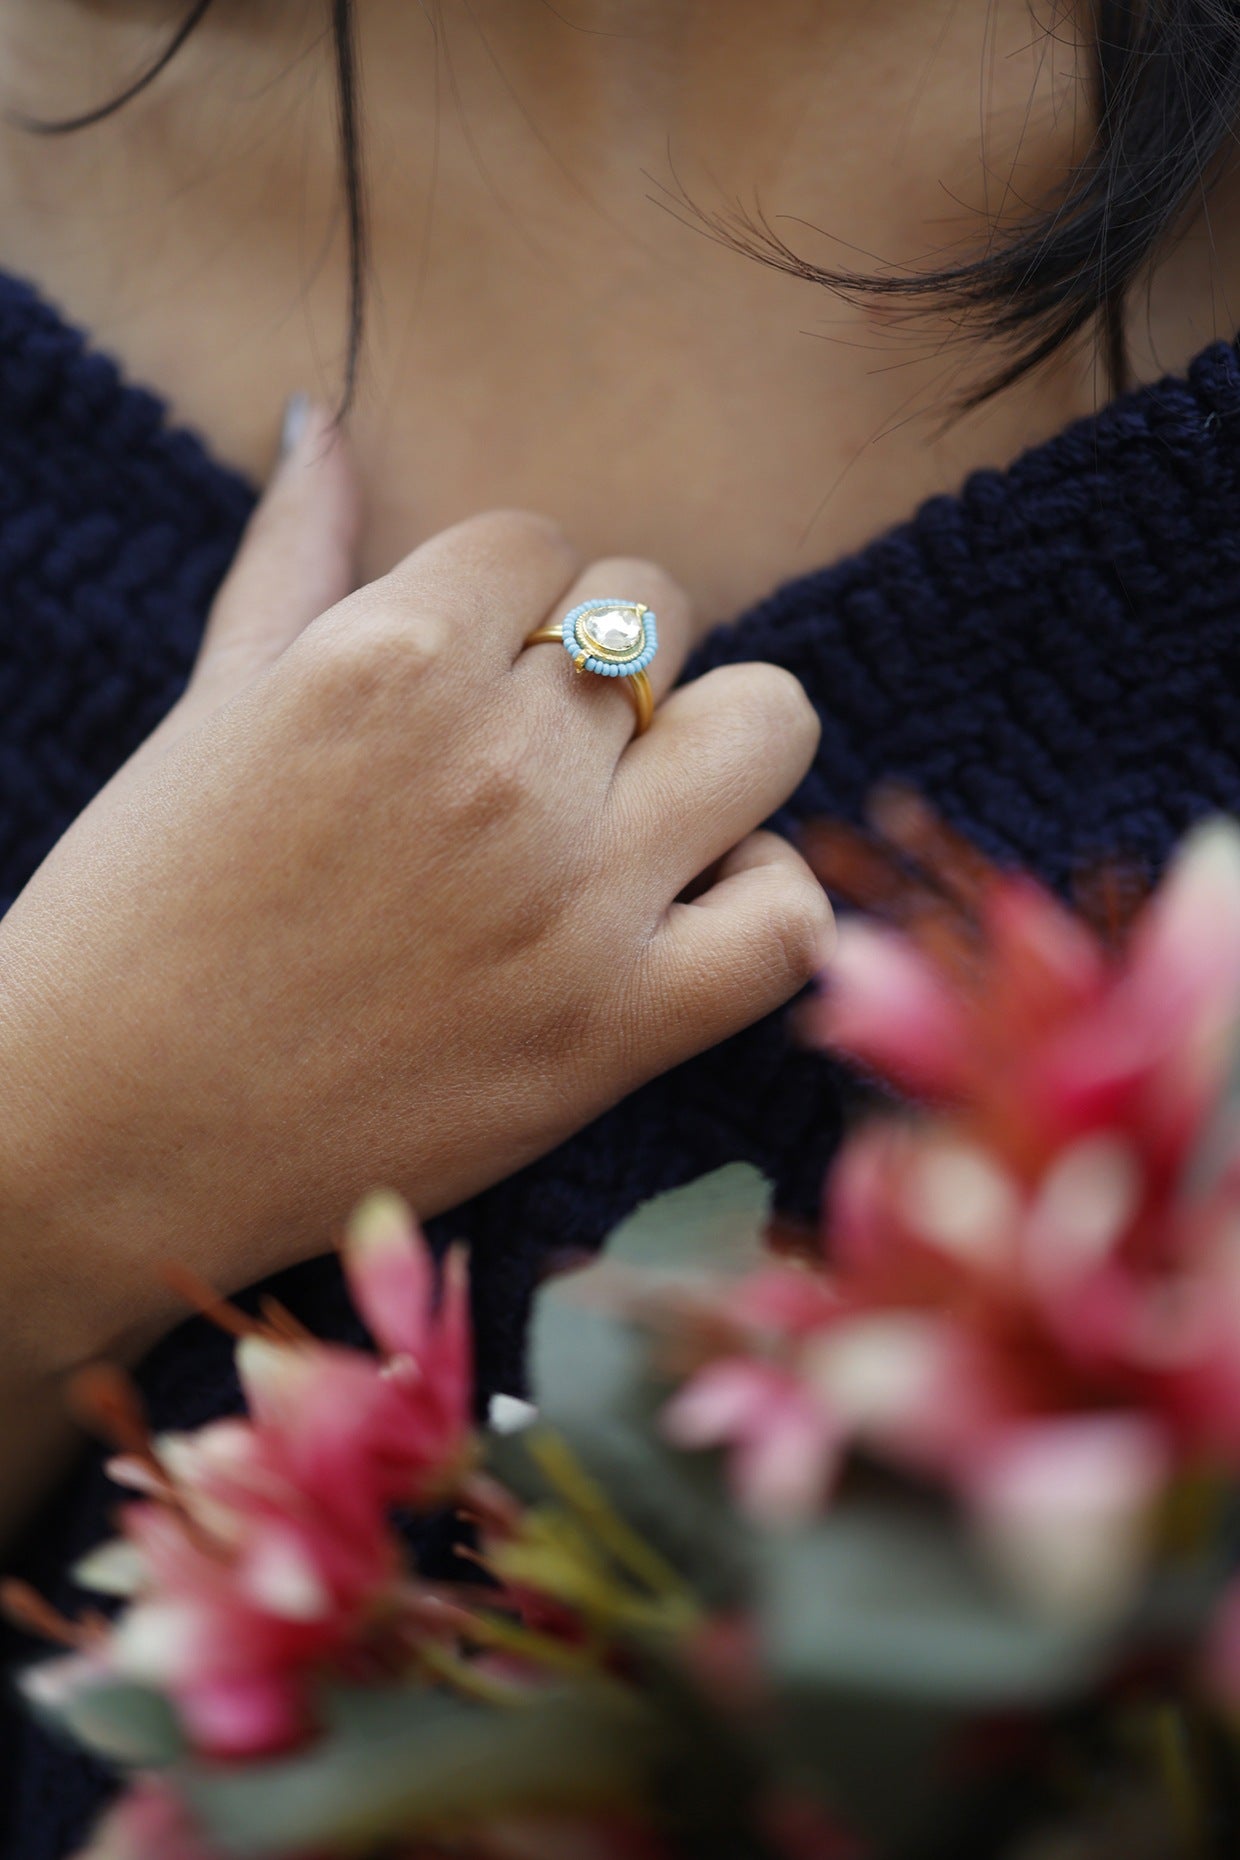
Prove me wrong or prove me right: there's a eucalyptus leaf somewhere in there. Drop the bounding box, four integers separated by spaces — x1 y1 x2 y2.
43 1677 186 1768
750 1505 1122 1851
184 1682 653 1857
599 1163 773 1276
521 1166 771 1600
760 1503 1113 1708
530 1163 773 1443
524 1295 748 1603
530 1271 643 1434
489 1417 750 1609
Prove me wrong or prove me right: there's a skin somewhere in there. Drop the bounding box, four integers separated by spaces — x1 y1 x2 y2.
0 0 1234 1537
6 0 1236 614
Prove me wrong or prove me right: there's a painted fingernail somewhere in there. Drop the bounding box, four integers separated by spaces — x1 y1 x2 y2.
280 391 312 459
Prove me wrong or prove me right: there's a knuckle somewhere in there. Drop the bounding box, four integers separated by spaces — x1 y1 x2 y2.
581 555 685 610
310 594 448 694
599 940 675 1078
453 737 534 835
749 664 820 747
757 871 833 990
379 509 580 633
459 507 576 566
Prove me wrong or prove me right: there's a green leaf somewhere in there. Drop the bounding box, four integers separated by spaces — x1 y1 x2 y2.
518 1165 772 1602
760 1502 1113 1708
490 1413 749 1610
522 1321 747 1606
529 1268 643 1435
529 1163 772 1442
43 1678 186 1768
600 1163 773 1276
184 1682 653 1857
750 1503 1123 1849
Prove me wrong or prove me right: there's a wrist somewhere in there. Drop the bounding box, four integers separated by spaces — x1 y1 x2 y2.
0 929 187 1377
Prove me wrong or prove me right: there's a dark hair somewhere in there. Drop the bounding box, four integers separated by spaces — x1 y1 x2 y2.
670 0 1240 407
9 0 369 414
13 1 1240 413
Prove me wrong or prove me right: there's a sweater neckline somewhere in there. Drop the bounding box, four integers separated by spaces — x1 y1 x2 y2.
2 260 1235 634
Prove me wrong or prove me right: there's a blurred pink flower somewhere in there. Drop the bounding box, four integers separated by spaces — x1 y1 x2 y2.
663 1358 845 1524
103 1482 387 1756
239 1192 473 1520
48 1195 476 1759
816 820 1240 1196
663 823 1240 1603
73 1781 222 1860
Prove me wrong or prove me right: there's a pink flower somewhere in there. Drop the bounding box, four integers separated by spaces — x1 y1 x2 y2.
818 923 971 1098
238 1193 473 1521
107 1493 368 1754
817 820 1240 1195
663 822 1240 1590
72 1781 222 1860
663 1358 845 1523
47 1194 477 1760
92 1435 402 1756
963 1413 1170 1619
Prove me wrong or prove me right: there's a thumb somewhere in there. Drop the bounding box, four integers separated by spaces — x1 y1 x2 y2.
187 394 362 714
98 397 362 800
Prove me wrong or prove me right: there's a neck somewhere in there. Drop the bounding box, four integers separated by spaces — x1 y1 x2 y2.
0 0 1110 619
338 0 1082 253
10 0 1084 306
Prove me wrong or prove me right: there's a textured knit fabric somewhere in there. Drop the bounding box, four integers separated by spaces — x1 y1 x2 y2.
4 265 1240 1856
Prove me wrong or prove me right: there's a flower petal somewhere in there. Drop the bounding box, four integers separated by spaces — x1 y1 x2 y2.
662 1360 782 1450
342 1190 433 1360
239 1530 334 1624
814 922 968 1096
1128 817 1240 1017
178 1669 306 1758
72 1539 148 1600
966 1414 1169 1622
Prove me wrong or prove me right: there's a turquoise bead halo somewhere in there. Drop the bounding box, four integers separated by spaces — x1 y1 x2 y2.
560 599 658 679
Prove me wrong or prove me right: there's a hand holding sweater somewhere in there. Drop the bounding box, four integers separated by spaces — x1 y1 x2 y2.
0 402 831 1539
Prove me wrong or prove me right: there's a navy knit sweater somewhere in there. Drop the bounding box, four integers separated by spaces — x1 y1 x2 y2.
4 267 1240 1857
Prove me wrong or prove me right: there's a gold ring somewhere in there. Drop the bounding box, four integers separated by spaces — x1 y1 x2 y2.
524 600 658 737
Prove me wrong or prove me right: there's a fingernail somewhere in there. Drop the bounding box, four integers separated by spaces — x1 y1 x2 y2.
280 391 312 460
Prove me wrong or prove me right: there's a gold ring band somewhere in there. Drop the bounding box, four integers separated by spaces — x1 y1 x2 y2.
524 622 655 735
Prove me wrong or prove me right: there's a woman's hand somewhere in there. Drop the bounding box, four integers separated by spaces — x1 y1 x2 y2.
0 403 831 1484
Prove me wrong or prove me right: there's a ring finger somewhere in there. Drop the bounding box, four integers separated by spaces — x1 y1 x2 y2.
513 556 693 762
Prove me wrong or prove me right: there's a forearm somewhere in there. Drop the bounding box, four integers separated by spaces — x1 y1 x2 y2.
0 1003 168 1545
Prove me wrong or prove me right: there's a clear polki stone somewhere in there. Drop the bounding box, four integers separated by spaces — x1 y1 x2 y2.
582 606 643 655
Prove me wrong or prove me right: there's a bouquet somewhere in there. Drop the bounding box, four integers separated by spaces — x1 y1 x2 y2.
13 800 1240 1860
